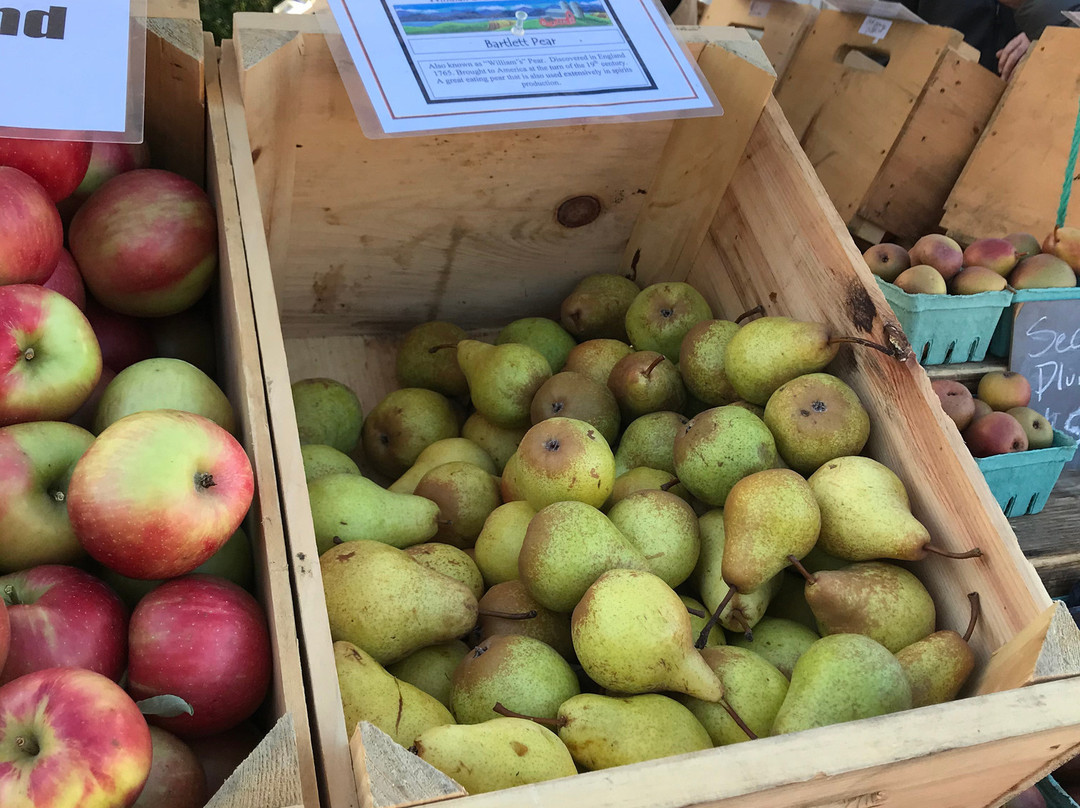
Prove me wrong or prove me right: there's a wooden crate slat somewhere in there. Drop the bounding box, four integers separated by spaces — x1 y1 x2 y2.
700 0 818 79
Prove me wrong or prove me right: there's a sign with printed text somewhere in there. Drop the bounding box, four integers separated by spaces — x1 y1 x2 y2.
322 0 721 136
0 0 144 140
858 15 891 41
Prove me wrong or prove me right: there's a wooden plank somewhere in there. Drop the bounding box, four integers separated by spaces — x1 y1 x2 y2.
205 715 303 808
350 722 465 808
1012 470 1080 597
700 0 818 79
943 27 1080 243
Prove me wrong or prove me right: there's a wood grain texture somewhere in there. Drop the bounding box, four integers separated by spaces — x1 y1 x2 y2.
1012 470 1080 597
942 27 1080 243
700 0 818 79
351 723 466 808
205 715 303 808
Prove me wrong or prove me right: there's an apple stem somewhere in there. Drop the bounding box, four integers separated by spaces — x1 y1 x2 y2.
828 335 901 358
195 472 216 490
720 699 758 740
23 348 34 362
685 605 707 618
644 355 665 377
492 702 565 728
478 609 538 620
963 592 981 643
735 305 765 325
924 545 983 560
3 584 19 606
427 343 458 354
14 735 40 756
659 478 681 492
51 490 65 503
695 586 737 649
788 555 818 584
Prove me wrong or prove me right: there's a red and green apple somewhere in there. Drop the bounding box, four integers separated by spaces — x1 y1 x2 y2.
0 167 63 286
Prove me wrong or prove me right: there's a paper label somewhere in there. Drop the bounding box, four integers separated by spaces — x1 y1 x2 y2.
824 0 923 23
749 1 771 17
1064 10 1080 26
859 14 892 41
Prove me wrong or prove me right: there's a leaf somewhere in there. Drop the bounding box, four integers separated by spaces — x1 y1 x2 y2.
136 695 195 718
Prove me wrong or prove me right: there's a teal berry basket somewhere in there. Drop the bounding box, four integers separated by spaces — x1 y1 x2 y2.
1039 775 1079 807
975 429 1078 516
875 277 1013 366
988 286 1080 358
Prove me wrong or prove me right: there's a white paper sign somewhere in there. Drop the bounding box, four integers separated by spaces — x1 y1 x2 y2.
322 0 722 136
0 0 143 139
823 0 923 23
1064 10 1080 26
858 14 891 40
749 1 771 17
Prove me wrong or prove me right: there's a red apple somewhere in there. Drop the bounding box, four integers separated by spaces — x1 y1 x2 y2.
0 285 102 426
0 421 95 573
188 722 262 796
85 298 155 372
76 142 152 200
68 410 254 580
132 726 207 808
69 170 218 317
0 137 92 202
0 667 152 806
41 248 86 310
0 601 9 676
128 576 271 739
0 565 127 685
0 167 63 286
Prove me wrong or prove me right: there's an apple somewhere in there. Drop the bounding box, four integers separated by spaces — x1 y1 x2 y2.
76 142 152 200
0 167 63 286
188 722 262 796
0 137 92 202
0 565 128 685
85 298 155 372
132 726 207 808
68 410 254 580
69 170 218 317
128 575 272 738
69 366 116 431
41 248 86 310
0 600 9 676
0 421 95 573
0 667 152 807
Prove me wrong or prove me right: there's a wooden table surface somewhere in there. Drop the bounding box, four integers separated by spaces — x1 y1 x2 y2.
1012 470 1080 597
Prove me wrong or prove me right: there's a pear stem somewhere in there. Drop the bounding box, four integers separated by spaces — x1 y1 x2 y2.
963 592 981 643
924 545 983 560
685 606 707 618
478 609 538 621
721 699 758 741
644 355 665 377
827 335 899 358
659 478 681 492
427 343 458 354
695 586 737 649
731 611 753 641
492 702 565 728
735 305 764 325
787 555 818 585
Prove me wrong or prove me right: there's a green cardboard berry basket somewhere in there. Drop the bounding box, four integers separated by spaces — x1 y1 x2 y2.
988 286 1080 358
875 277 1013 365
975 429 1078 516
1041 775 1080 807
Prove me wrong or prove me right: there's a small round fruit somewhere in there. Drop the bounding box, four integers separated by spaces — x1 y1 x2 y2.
291 378 363 454
977 371 1032 411
395 321 468 397
1007 406 1054 450
894 265 946 295
962 411 1028 457
930 380 976 431
950 266 1007 295
863 243 910 282
514 417 615 510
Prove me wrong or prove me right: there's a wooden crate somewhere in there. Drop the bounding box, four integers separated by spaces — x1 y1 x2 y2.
700 0 817 79
774 9 1005 243
942 26 1080 243
219 13 1080 808
142 2 319 805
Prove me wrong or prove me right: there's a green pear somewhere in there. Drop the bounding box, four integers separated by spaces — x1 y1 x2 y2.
500 452 525 502
474 501 536 586
800 544 850 573
406 543 485 599
555 694 711 770
624 282 713 361
572 569 723 700
360 388 460 479
767 572 818 630
413 461 502 548
724 317 841 406
1007 406 1055 449
292 378 363 454
678 319 740 406
806 562 936 653
457 339 552 428
607 351 686 421
451 635 580 724
564 339 634 385
771 634 912 734
461 413 526 474
722 469 820 593
607 467 690 508
680 646 789 745
414 719 576 794
614 411 687 476
895 629 975 708
531 372 620 446
673 406 777 506
308 473 439 554
321 540 478 664
560 273 640 342
681 595 725 647
607 490 700 587
764 373 870 476
496 318 576 374
395 321 469 397
301 444 360 483
476 580 574 659
335 641 455 746
387 640 470 711
518 501 648 612
513 417 615 510
729 617 818 679
389 438 496 494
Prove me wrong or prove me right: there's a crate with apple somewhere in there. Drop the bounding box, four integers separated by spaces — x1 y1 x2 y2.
0 2 316 807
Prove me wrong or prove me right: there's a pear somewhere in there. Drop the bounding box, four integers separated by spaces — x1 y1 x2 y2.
460 413 526 475
607 467 690 508
863 243 911 282
307 473 439 554
1008 406 1054 449
451 635 580 724
457 339 552 428
564 339 633 386
360 388 460 479
931 380 976 431
972 399 993 421
1044 225 1080 271
513 417 615 510
560 274 640 342
291 378 363 454
500 452 525 502
678 319 740 406
395 321 469 397
1005 232 1042 260
894 265 947 295
301 444 360 483
386 640 470 711
964 238 1019 277
518 501 648 612
964 412 1029 456
908 234 963 280
722 469 820 594
496 318 576 374
320 540 478 664
723 317 841 406
624 282 713 361
530 371 620 446
799 544 849 573
554 694 711 770
607 351 686 421
950 265 1008 295
768 573 818 630
474 501 535 586
572 569 723 700
763 373 870 476
806 561 936 653
729 617 818 679
1009 254 1076 289
978 370 1032 411
413 461 502 548
405 543 485 599
414 718 576 794
476 580 574 659
614 411 687 476
389 437 496 494
681 595 725 647
895 594 978 708
334 641 455 747
673 406 777 506
771 633 912 734
607 490 700 587
680 646 789 745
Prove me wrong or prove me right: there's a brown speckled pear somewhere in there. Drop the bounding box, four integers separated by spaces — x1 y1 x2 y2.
513 417 615 510
723 317 841 406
